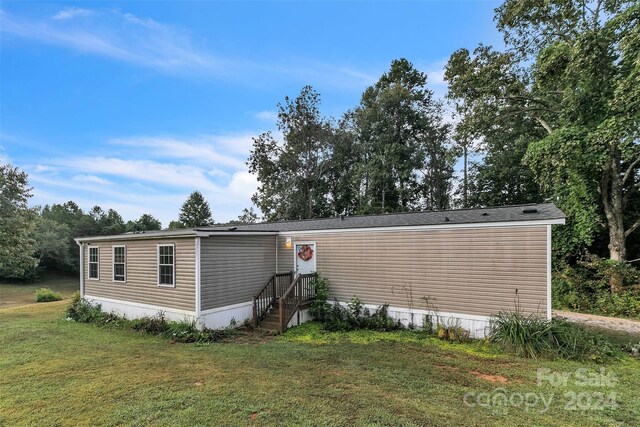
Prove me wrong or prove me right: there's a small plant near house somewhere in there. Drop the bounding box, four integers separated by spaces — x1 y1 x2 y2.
321 297 404 332
66 293 104 322
309 275 331 322
436 319 471 343
622 342 640 358
66 296 237 343
35 288 62 303
489 310 617 362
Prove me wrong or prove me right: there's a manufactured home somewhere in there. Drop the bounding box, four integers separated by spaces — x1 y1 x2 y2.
74 203 565 338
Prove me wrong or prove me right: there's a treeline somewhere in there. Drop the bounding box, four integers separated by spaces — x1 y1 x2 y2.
248 0 640 268
248 60 455 221
0 165 254 280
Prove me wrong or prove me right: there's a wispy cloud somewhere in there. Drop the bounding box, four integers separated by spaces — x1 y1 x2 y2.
51 7 93 21
255 110 278 122
0 8 375 88
1 9 221 74
21 130 264 225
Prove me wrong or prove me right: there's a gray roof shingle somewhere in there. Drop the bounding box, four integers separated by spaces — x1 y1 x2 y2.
197 203 565 233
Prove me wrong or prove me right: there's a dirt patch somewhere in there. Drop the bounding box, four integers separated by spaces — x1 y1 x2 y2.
249 413 258 420
193 381 204 386
470 371 509 383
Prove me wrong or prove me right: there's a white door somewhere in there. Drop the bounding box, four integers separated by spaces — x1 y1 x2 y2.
294 242 316 275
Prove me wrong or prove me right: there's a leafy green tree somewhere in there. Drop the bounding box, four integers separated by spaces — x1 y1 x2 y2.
354 58 454 213
178 191 214 227
126 214 162 232
236 207 259 224
248 86 333 221
446 1 640 269
167 220 184 230
0 164 38 280
100 209 126 235
34 217 72 271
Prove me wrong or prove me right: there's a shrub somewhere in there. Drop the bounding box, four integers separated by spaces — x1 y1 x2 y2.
489 311 616 361
131 312 169 335
35 288 63 302
436 319 471 343
309 276 331 322
553 256 640 319
66 293 104 323
322 297 404 332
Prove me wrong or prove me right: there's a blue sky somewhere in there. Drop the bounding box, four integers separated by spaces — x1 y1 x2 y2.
1 1 502 225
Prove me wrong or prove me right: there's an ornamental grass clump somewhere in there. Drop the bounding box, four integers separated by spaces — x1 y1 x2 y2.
489 310 616 361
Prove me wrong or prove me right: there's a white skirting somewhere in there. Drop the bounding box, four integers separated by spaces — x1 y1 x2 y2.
85 295 492 337
334 302 492 338
85 295 196 323
198 301 254 329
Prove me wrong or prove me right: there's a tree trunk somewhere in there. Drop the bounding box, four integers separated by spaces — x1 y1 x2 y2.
601 143 627 292
463 144 468 208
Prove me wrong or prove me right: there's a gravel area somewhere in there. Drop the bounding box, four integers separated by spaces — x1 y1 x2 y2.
554 310 640 336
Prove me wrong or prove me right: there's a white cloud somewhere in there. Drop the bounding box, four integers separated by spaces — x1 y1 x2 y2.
109 135 247 169
1 9 221 74
255 110 278 122
52 8 93 21
72 174 111 185
0 145 9 164
0 9 375 89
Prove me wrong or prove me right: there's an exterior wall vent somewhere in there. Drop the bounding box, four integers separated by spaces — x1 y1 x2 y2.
522 208 538 214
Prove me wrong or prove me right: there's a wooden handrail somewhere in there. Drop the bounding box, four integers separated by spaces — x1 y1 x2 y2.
252 272 294 327
278 272 317 333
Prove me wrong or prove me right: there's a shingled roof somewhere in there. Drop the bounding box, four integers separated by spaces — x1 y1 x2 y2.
197 203 565 233
75 203 565 242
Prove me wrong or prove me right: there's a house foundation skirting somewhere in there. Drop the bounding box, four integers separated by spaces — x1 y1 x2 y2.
85 296 196 323
198 302 254 329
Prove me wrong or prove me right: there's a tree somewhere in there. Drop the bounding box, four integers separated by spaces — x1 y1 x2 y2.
100 209 126 235
445 1 640 269
354 59 454 213
126 214 162 232
34 217 72 271
248 86 333 221
0 164 38 280
178 191 214 227
168 220 184 230
236 207 259 224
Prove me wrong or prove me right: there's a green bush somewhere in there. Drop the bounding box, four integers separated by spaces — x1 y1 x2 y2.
309 276 331 322
322 297 404 332
131 312 169 334
35 288 63 302
489 311 616 361
66 293 104 323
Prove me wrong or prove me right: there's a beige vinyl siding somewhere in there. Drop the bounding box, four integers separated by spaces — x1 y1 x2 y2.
200 235 277 311
278 226 548 317
83 237 196 311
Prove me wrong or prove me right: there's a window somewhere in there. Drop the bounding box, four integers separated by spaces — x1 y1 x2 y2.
88 247 99 280
112 245 126 282
157 244 175 287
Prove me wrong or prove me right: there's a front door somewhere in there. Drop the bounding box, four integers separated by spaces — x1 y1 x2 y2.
294 242 316 275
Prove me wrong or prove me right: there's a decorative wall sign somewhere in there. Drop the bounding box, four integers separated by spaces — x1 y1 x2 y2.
297 244 314 261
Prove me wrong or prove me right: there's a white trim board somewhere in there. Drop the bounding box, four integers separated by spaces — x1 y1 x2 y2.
279 218 565 236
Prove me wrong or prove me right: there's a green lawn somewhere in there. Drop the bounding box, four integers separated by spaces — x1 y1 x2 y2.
1 302 639 426
0 273 79 308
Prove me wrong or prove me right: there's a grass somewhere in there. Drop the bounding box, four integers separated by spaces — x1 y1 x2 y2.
0 272 79 308
1 303 639 426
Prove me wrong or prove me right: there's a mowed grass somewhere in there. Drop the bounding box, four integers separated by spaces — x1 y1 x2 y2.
0 273 79 308
1 303 639 426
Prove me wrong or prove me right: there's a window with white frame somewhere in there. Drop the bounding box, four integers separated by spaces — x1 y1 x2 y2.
88 247 99 279
157 244 175 286
112 245 126 282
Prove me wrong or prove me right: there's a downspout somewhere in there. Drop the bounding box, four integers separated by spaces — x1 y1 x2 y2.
195 237 201 328
75 240 84 298
275 234 278 274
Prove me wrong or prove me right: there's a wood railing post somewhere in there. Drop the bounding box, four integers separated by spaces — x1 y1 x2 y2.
252 296 257 328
